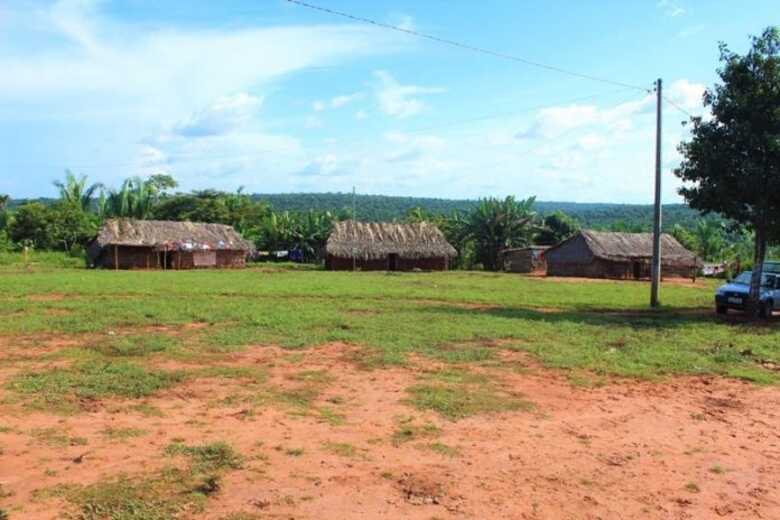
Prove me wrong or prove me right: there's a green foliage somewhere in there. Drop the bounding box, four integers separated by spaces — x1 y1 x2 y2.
675 27 780 310
104 176 168 219
465 196 538 270
52 170 102 212
536 210 581 245
8 201 97 251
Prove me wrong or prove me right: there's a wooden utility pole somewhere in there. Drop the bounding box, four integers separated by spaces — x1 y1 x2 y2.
650 78 663 307
352 186 357 272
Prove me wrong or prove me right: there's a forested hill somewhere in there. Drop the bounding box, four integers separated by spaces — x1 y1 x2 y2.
252 193 706 231
8 192 709 231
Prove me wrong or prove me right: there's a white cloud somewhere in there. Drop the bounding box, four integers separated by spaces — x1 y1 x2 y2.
173 93 262 137
516 94 655 140
666 79 705 111
657 0 686 17
355 110 368 120
312 92 364 112
373 70 444 118
0 0 405 193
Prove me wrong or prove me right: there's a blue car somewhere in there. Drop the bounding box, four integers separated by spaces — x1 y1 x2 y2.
715 270 780 317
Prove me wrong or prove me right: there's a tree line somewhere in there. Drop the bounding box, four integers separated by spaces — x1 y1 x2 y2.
0 172 769 271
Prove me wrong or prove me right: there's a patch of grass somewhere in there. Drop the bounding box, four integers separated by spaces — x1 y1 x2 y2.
101 427 147 441
87 334 180 358
391 418 441 446
63 475 187 520
322 442 357 458
709 464 726 474
191 366 267 384
288 369 334 384
128 403 165 417
220 513 262 520
685 481 701 493
8 362 183 412
405 370 533 420
30 427 88 447
423 442 461 458
317 406 346 426
284 447 304 457
164 441 243 472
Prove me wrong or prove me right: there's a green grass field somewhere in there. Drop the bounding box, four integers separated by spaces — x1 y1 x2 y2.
1 251 778 389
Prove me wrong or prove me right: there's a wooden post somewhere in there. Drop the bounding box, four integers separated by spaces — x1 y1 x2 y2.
651 78 663 307
113 245 118 270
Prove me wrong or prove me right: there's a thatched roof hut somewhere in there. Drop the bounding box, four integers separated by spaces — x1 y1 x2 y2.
88 219 251 269
545 230 700 280
325 220 457 271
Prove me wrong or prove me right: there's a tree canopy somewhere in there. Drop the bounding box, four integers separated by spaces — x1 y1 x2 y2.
675 26 780 313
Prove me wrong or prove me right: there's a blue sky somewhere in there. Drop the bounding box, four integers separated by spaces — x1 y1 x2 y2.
0 1 776 202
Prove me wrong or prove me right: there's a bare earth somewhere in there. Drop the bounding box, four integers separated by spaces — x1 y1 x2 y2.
2 342 780 519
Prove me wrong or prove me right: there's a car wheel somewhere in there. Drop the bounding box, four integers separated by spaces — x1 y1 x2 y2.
759 301 771 319
716 305 727 315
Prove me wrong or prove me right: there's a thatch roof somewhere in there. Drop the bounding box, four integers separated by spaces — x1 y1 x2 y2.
325 220 457 260
551 230 700 266
93 219 252 251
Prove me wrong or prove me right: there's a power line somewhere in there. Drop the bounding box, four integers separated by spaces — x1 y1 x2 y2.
285 0 651 93
661 95 695 119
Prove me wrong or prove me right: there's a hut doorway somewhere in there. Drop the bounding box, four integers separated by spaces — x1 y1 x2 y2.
388 253 399 271
632 261 641 280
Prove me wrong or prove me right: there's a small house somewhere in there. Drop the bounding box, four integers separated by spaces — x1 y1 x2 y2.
88 219 251 270
544 230 700 280
499 246 550 273
324 220 457 271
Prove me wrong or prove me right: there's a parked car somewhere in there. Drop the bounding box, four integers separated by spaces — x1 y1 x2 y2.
764 260 780 273
715 271 780 317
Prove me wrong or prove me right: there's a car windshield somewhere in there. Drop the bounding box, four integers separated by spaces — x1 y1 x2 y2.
733 271 776 287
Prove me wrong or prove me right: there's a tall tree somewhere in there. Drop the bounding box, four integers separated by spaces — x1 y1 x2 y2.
674 27 780 316
53 170 102 212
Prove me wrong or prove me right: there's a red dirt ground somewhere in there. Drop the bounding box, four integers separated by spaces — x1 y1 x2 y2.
1 343 779 519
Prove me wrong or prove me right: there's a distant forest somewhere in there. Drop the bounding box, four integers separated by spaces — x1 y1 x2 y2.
250 193 714 231
9 192 714 231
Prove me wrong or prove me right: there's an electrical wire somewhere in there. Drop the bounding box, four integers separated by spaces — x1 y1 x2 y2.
662 95 695 119
285 0 651 93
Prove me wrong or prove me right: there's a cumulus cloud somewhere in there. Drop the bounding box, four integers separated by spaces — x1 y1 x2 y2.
373 70 444 118
173 93 262 137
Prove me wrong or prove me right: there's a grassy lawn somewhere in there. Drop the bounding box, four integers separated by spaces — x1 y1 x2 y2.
1 253 778 386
